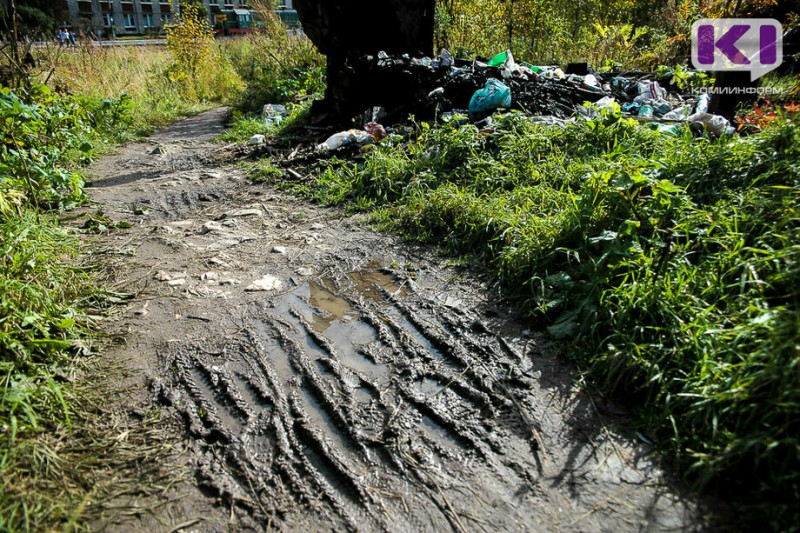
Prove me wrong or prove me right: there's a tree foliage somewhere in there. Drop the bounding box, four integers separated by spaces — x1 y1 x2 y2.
165 2 214 77
435 0 792 68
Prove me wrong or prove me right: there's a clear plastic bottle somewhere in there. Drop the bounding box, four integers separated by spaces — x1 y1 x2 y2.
696 93 710 114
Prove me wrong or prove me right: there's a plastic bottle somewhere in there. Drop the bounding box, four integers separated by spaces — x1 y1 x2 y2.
696 93 710 114
316 130 374 151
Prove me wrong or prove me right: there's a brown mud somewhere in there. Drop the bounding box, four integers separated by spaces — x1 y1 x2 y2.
81 109 718 532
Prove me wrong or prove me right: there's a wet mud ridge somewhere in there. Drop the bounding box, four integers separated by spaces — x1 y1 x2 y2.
85 109 708 531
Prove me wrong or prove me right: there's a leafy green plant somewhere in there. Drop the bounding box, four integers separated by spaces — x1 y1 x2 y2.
0 87 92 208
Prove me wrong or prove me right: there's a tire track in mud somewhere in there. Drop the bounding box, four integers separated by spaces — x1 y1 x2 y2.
86 109 712 532
159 266 695 531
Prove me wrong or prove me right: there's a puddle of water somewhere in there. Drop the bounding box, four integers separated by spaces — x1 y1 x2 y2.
309 280 356 332
349 270 407 302
323 319 376 348
422 415 454 443
304 281 385 378
353 387 375 405
303 331 331 360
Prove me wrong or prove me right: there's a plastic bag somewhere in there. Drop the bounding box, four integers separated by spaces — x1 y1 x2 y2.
591 96 616 115
316 130 375 151
687 112 734 136
439 48 455 68
637 81 666 100
651 99 673 116
662 106 691 120
468 78 512 117
364 122 387 141
487 50 511 67
649 123 681 136
583 74 599 87
695 93 710 114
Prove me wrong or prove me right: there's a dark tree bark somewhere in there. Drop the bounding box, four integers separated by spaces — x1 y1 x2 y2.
295 0 435 120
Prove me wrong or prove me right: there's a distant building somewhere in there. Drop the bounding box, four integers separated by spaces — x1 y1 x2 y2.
61 0 291 36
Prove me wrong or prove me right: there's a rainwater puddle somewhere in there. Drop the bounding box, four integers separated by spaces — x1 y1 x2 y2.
309 280 356 332
349 269 407 302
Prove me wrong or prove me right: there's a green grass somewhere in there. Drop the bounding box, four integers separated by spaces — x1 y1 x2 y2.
283 106 800 531
0 80 184 530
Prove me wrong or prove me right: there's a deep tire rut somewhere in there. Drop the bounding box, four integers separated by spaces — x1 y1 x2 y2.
83 109 714 532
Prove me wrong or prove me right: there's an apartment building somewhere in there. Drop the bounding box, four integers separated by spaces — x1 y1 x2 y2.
62 0 293 35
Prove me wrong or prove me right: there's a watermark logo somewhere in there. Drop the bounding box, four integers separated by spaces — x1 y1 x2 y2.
691 18 782 81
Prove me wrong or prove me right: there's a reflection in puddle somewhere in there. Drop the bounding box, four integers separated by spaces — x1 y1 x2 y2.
309 280 356 333
306 280 381 376
349 270 407 302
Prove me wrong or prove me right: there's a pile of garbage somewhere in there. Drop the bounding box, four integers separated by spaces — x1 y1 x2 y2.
270 49 739 151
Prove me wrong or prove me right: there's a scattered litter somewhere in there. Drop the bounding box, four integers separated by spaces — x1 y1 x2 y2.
133 301 149 317
263 104 289 126
662 106 691 120
208 257 230 267
272 246 287 254
199 221 225 234
316 129 376 151
439 48 454 68
169 220 194 228
469 78 511 118
167 278 187 287
695 93 710 114
364 122 387 141
245 275 283 292
155 270 172 281
687 112 735 136
248 134 266 145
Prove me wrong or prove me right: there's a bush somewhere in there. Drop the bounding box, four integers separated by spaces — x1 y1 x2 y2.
218 9 325 111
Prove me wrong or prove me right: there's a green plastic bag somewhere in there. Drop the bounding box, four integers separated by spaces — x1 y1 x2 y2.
487 50 511 67
468 78 512 117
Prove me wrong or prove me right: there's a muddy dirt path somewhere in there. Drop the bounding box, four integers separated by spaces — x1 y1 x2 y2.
83 109 709 532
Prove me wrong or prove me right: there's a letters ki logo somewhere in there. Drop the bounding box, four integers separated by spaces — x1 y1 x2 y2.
691 19 783 81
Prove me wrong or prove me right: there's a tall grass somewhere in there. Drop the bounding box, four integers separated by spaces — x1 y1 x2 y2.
289 108 800 531
47 42 244 138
